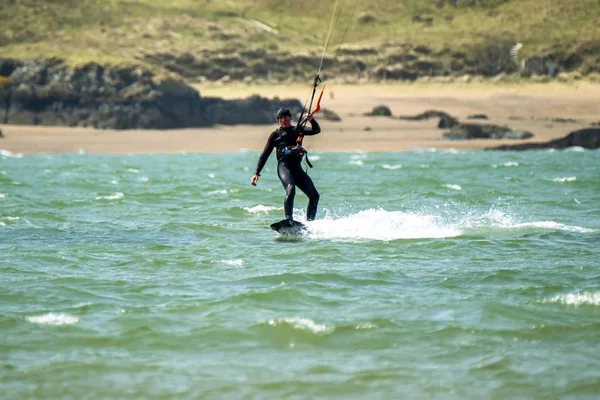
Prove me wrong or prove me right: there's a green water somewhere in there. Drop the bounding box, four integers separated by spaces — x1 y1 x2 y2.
1 148 599 399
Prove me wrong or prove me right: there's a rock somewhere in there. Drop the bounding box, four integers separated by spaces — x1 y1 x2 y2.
366 105 393 117
319 108 342 122
358 13 376 24
443 123 534 140
396 109 460 128
0 58 304 129
551 117 577 123
203 95 302 125
0 77 8 124
486 128 600 150
0 58 22 77
438 114 460 129
467 114 488 120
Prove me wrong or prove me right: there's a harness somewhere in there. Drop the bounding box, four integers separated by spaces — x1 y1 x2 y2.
277 130 313 168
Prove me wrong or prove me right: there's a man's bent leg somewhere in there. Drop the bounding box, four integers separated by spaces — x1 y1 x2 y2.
295 170 319 221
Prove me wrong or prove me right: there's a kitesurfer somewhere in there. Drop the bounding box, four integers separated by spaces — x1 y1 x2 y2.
250 107 321 221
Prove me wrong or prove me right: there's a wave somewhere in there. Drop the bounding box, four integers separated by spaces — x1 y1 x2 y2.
442 148 461 154
95 192 124 201
491 161 519 168
217 259 244 266
238 272 391 287
26 313 80 325
551 177 577 183
208 189 228 195
445 184 462 191
0 216 22 228
565 146 586 152
382 164 402 170
264 317 335 335
244 205 281 214
259 317 382 336
410 147 437 153
0 149 24 158
499 221 595 234
543 292 600 306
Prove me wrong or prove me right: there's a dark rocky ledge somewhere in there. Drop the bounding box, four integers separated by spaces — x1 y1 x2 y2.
486 128 600 150
0 58 302 130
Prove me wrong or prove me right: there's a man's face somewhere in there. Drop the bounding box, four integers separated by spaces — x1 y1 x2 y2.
278 115 292 128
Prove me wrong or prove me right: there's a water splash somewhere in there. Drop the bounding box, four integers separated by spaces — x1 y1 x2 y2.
455 206 595 234
306 208 461 241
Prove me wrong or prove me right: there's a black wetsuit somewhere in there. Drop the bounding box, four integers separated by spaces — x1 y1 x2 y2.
254 119 321 221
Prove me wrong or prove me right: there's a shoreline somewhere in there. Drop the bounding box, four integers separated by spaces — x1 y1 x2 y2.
1 82 598 154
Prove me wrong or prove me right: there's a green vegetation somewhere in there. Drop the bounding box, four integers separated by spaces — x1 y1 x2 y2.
1 0 599 79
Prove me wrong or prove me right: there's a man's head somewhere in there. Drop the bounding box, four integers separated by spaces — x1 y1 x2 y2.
276 108 292 128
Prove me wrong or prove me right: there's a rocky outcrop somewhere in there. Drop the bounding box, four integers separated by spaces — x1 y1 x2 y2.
397 110 460 128
467 114 488 120
486 128 600 150
0 58 302 129
444 123 534 140
319 108 342 121
366 105 393 117
388 109 533 140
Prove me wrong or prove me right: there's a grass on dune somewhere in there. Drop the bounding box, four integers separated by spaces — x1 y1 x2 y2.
1 0 599 68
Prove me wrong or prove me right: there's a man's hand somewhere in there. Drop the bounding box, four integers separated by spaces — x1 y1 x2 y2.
250 174 260 186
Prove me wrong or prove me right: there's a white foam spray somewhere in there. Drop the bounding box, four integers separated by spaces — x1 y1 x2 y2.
305 208 461 241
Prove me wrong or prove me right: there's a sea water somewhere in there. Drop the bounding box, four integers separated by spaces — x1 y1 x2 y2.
1 147 599 399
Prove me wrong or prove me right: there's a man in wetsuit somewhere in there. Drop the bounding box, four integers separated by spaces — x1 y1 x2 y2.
250 107 321 221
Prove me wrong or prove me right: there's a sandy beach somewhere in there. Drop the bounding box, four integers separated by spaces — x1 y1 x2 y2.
1 82 598 154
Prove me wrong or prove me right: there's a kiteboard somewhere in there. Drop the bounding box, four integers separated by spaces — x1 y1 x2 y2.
270 219 307 235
